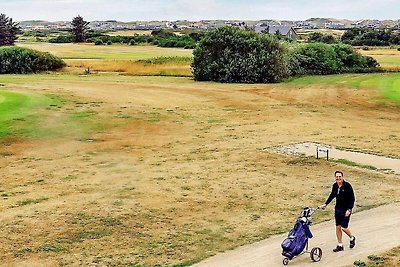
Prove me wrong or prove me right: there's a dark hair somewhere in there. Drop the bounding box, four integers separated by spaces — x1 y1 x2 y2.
335 171 344 177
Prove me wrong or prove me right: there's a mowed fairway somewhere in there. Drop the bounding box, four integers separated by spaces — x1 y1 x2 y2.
0 72 400 266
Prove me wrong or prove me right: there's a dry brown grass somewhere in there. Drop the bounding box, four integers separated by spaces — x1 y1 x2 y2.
1 75 400 266
358 47 400 70
65 59 192 76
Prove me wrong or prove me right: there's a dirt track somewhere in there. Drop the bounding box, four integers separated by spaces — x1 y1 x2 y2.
193 202 400 267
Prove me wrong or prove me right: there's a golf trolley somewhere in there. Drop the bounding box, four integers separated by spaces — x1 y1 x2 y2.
281 207 323 265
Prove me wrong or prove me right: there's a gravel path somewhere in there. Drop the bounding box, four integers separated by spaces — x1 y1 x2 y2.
193 202 400 267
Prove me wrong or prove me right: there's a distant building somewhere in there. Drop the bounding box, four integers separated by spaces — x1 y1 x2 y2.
191 21 204 28
324 22 346 29
295 21 318 29
225 21 247 30
166 21 178 29
254 24 298 39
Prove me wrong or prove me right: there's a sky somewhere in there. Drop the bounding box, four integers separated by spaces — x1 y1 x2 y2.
1 0 399 22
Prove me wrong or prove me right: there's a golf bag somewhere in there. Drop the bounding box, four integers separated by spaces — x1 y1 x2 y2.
281 212 313 259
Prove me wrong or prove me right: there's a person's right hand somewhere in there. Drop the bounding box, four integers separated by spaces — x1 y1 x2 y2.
319 204 327 210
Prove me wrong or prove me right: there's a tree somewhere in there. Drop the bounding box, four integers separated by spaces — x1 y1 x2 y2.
71 15 89 42
307 32 337 44
192 26 289 83
0 14 20 46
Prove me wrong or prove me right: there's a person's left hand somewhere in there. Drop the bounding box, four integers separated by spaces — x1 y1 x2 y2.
345 210 351 217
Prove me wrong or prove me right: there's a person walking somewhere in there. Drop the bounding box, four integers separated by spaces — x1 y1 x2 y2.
320 171 356 252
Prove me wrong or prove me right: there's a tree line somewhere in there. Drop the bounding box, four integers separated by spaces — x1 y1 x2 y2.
307 28 400 46
192 27 380 83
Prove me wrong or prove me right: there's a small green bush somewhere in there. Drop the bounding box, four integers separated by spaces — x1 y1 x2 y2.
48 34 74 43
106 40 112 45
397 47 400 51
353 260 366 267
94 39 103 45
0 47 65 74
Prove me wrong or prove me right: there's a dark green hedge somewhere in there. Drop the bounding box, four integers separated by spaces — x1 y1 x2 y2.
0 46 66 74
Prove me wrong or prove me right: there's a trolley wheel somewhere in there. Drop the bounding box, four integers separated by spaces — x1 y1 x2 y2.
310 247 322 262
282 257 290 265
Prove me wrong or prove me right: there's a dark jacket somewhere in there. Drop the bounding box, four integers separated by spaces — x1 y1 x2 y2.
325 180 355 211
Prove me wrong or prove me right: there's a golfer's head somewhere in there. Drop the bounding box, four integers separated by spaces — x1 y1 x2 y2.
335 171 344 184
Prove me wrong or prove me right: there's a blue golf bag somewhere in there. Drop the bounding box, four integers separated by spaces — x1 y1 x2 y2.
281 208 314 260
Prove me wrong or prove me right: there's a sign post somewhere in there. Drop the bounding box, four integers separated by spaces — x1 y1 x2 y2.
317 146 329 160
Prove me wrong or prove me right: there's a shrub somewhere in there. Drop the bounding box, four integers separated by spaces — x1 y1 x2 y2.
0 46 65 74
106 40 112 45
307 32 337 44
289 43 380 76
157 35 196 48
192 26 289 83
94 39 103 45
48 34 74 43
398 47 400 51
289 43 339 75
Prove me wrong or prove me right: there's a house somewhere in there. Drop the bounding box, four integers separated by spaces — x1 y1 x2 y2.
191 21 204 28
166 21 178 29
254 24 298 40
324 22 346 29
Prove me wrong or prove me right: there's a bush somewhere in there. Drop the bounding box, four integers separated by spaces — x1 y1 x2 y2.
398 47 400 51
307 32 337 44
157 35 196 48
289 43 380 76
342 28 400 46
289 43 339 75
106 40 112 45
0 46 65 74
94 39 103 45
192 26 289 83
48 34 74 43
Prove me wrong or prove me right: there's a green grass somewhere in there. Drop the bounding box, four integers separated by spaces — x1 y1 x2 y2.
334 158 378 171
286 73 400 102
137 56 192 65
0 87 116 142
0 90 55 138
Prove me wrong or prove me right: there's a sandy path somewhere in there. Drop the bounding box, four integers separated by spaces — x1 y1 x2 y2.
193 202 400 267
274 143 400 175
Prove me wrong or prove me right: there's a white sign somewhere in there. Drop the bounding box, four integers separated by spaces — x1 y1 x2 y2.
317 146 329 153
